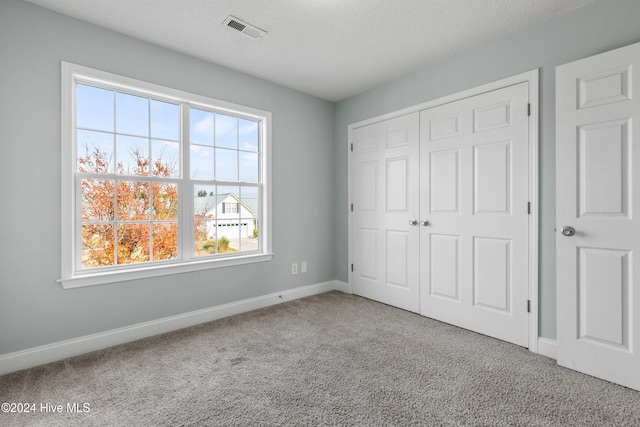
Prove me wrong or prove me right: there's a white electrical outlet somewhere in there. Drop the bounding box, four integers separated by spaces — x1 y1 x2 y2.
301 261 307 273
291 263 298 275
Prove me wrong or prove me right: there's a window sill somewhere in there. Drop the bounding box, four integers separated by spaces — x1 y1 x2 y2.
58 253 274 289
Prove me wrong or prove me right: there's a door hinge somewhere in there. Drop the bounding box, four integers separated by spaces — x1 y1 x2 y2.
351 264 354 272
351 143 354 152
527 202 531 214
527 300 531 313
527 103 531 117
351 203 354 212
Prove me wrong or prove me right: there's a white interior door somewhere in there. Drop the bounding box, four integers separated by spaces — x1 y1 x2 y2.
351 113 420 312
556 42 640 391
419 83 530 347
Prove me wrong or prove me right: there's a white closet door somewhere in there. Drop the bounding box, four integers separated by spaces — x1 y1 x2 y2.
419 83 530 347
351 113 420 313
556 42 640 391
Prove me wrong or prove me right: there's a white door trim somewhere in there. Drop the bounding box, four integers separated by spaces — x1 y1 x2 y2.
347 69 539 352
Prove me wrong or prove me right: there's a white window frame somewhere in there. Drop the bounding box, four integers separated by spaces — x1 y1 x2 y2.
59 62 273 289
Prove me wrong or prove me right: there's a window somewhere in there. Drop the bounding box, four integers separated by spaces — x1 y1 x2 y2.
222 202 239 214
60 62 272 288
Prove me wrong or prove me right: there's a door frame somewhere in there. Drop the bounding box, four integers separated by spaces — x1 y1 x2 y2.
347 69 540 352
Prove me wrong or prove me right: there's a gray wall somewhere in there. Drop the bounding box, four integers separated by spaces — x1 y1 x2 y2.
0 0 335 355
334 0 640 339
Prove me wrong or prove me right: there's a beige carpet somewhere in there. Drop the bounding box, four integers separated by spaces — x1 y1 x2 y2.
1 291 640 426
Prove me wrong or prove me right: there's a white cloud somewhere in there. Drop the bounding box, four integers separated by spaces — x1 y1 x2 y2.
190 145 213 157
239 120 258 135
193 115 213 135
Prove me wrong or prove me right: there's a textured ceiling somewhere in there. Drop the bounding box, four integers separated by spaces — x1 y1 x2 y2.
24 0 595 102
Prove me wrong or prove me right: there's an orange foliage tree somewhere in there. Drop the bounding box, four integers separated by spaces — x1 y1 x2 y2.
79 146 179 268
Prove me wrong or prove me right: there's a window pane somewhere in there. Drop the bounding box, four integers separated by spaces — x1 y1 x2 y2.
190 145 214 180
217 220 240 252
194 185 217 217
116 135 150 176
238 187 258 253
239 118 259 152
81 179 115 221
217 229 237 254
152 222 178 261
194 185 216 257
117 181 150 221
77 130 114 173
239 152 259 183
190 108 214 146
194 219 216 256
76 84 114 132
218 186 240 252
151 139 179 177
216 148 238 182
82 224 115 268
240 186 259 218
151 100 179 141
215 114 238 149
153 182 178 220
116 92 149 137
218 186 239 218
117 223 150 264
193 185 218 256
239 219 259 253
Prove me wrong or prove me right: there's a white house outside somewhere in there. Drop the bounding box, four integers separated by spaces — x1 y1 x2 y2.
193 193 259 252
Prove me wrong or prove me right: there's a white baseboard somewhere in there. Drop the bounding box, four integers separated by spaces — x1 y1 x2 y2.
0 280 344 376
537 337 557 360
334 280 351 294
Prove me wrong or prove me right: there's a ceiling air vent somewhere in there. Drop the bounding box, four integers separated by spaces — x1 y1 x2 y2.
223 16 267 38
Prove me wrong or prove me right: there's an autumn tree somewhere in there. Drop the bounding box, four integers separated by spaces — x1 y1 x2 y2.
79 145 179 268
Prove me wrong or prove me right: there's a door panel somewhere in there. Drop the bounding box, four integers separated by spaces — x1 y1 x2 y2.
579 120 630 217
474 237 511 312
473 100 512 132
359 228 377 280
578 247 629 348
387 230 409 287
430 115 460 140
420 82 530 347
430 234 460 301
474 141 511 214
358 162 377 211
352 113 420 312
556 41 640 391
430 149 460 213
386 157 409 211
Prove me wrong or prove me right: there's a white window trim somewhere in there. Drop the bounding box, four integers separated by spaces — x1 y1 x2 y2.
59 62 273 289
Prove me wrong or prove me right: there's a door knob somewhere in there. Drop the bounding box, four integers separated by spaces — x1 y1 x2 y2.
561 226 575 237
421 220 430 226
409 219 418 226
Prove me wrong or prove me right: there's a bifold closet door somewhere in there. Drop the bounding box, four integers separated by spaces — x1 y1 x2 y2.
419 83 530 347
351 113 420 313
